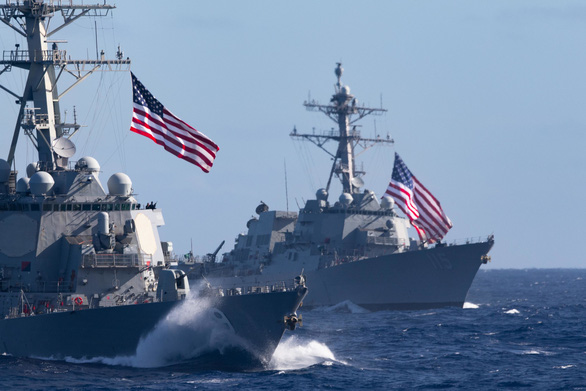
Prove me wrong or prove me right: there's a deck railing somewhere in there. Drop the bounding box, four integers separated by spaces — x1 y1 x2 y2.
0 280 72 293
82 253 152 268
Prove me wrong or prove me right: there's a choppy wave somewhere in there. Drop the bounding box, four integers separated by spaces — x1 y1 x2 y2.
315 300 370 314
5 269 586 390
269 336 345 371
65 289 242 368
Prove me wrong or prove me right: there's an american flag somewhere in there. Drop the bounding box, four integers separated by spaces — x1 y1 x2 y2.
130 73 219 173
384 153 452 243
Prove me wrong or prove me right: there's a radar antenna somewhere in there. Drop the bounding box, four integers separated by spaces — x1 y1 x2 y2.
291 64 393 195
0 1 131 169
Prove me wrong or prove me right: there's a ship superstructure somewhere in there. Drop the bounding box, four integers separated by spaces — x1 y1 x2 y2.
198 64 493 310
0 1 306 368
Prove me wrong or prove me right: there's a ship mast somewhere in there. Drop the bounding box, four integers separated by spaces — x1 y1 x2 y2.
0 0 130 170
291 63 392 195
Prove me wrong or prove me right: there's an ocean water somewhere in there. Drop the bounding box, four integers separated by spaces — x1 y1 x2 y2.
1 269 585 390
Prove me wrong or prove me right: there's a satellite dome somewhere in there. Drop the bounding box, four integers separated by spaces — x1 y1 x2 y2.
341 85 350 95
255 202 269 215
29 171 55 196
246 217 258 228
26 162 40 178
0 159 9 183
75 156 100 173
316 188 328 201
381 196 395 210
107 173 132 196
339 193 353 206
16 177 30 193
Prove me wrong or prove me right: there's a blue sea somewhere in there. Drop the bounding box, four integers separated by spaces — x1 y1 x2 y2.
1 269 585 390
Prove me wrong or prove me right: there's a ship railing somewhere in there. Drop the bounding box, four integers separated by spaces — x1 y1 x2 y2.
365 236 408 246
295 128 362 139
441 235 495 247
319 251 366 269
82 253 152 268
2 49 67 64
0 280 73 293
204 279 301 296
21 108 50 130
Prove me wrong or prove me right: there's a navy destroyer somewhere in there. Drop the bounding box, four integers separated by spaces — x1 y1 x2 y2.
198 64 493 311
0 1 306 369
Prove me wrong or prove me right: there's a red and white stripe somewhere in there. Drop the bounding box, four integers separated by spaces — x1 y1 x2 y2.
130 104 219 173
385 180 419 221
385 175 452 243
411 177 452 241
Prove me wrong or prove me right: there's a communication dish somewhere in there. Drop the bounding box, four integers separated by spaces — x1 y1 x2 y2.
52 137 76 158
351 176 364 188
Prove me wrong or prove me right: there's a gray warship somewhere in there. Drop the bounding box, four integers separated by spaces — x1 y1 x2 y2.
0 1 306 369
197 64 494 311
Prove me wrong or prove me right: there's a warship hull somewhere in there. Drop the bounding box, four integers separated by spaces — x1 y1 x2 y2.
0 288 306 369
206 241 492 311
0 0 309 369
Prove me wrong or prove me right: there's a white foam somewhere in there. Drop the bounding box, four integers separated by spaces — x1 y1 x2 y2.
317 300 369 314
504 309 520 314
463 302 479 309
269 336 344 371
65 288 243 368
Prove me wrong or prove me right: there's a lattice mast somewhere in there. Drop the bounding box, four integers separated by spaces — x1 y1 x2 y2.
0 0 130 169
291 63 392 196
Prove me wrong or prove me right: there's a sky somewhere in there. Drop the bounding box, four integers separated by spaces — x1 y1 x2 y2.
0 1 585 269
